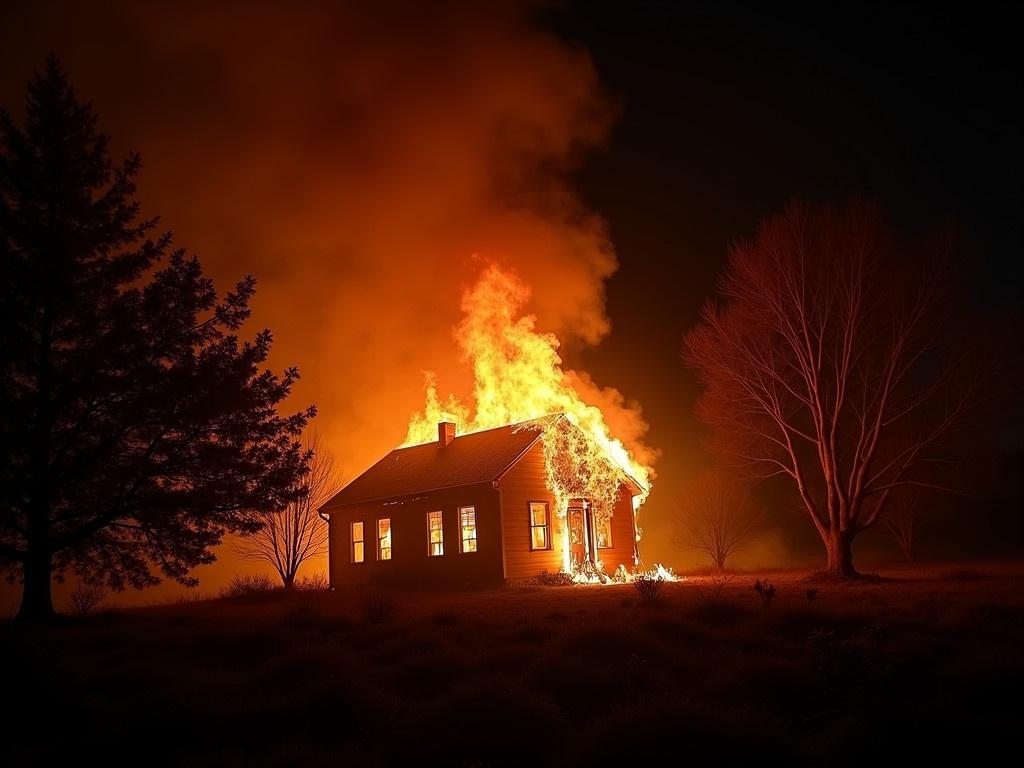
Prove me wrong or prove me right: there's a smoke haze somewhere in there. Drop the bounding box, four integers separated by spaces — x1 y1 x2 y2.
0 1 649 599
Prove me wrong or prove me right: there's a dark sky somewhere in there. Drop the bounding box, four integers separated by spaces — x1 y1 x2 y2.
555 2 1023 564
1 1 1020 597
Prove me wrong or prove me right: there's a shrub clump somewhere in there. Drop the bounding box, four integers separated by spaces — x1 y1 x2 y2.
295 572 330 591
753 578 776 607
221 573 279 599
67 583 106 616
632 572 665 603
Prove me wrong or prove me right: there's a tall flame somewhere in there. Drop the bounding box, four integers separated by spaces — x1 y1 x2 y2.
404 264 654 515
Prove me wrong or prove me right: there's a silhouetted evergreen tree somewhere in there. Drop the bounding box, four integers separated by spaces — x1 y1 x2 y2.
0 57 313 620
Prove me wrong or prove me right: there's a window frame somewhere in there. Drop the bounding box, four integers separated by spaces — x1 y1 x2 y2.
528 500 552 551
377 517 392 561
459 505 477 553
427 510 444 557
351 520 365 564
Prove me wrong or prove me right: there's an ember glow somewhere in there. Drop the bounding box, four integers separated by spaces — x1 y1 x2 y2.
404 264 656 573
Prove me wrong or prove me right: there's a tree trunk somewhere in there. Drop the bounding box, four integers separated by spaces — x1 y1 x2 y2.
282 573 295 591
17 551 55 621
823 528 859 578
900 536 915 563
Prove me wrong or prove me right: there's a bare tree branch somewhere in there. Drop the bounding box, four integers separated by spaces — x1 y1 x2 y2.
235 429 341 588
683 201 984 576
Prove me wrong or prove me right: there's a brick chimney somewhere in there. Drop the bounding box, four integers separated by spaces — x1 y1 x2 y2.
438 421 456 447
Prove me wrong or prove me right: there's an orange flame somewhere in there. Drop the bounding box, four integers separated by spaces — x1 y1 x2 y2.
404 264 654 551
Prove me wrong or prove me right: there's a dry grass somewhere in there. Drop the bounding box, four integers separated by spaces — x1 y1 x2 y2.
220 573 279 599
2 562 1022 765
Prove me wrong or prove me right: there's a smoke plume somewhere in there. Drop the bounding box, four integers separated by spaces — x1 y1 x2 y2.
0 0 652 595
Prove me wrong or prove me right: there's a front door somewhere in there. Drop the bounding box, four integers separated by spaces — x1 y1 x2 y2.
567 501 595 568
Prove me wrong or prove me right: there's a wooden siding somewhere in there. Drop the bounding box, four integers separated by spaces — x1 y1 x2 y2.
328 482 503 588
327 440 642 588
498 442 564 579
595 485 639 575
498 442 640 580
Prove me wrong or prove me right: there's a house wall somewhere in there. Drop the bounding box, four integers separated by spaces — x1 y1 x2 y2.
327 481 503 589
595 485 640 576
497 442 565 580
497 442 640 581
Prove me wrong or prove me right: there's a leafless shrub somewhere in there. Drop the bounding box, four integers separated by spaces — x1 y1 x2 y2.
68 583 106 616
675 472 761 570
236 430 341 589
221 573 279 599
632 573 665 603
696 573 734 602
295 571 330 591
360 591 396 623
753 578 776 607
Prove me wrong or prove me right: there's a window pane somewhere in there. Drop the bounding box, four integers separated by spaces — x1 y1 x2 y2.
596 514 612 549
529 502 549 550
460 506 477 553
351 522 365 563
427 511 444 556
378 518 391 560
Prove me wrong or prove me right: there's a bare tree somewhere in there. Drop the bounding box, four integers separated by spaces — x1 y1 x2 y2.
882 491 926 562
683 202 982 577
237 430 340 589
675 472 760 570
67 582 106 616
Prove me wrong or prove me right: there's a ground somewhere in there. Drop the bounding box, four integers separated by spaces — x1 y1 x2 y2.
3 563 1023 766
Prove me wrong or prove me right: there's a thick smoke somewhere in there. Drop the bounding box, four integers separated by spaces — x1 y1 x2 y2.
0 1 643 596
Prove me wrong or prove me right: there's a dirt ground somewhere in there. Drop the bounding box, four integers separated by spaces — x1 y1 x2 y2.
4 562 1023 766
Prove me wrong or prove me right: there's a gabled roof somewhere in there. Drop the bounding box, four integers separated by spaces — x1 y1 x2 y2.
320 418 550 510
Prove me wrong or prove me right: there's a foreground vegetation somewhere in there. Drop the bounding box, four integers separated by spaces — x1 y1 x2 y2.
4 563 1022 765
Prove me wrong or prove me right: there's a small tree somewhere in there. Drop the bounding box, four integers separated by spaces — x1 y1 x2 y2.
0 59 313 620
237 430 339 589
683 201 982 578
675 472 760 570
882 491 924 562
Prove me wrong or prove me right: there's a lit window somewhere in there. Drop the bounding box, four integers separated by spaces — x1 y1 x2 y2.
595 513 613 549
529 501 550 551
351 521 365 563
459 506 477 553
377 518 392 560
427 511 444 556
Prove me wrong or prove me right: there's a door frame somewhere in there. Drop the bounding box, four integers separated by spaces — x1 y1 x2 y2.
567 499 596 567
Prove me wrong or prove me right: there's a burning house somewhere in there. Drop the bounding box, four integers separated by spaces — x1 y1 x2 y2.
320 415 646 587
321 264 657 587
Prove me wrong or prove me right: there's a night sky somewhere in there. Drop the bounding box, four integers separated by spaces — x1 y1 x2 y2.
1 1 1019 599
556 3 1023 564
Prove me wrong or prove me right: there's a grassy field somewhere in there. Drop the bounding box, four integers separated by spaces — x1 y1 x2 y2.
4 563 1023 766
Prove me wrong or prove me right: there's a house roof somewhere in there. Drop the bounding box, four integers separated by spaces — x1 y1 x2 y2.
319 418 550 510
